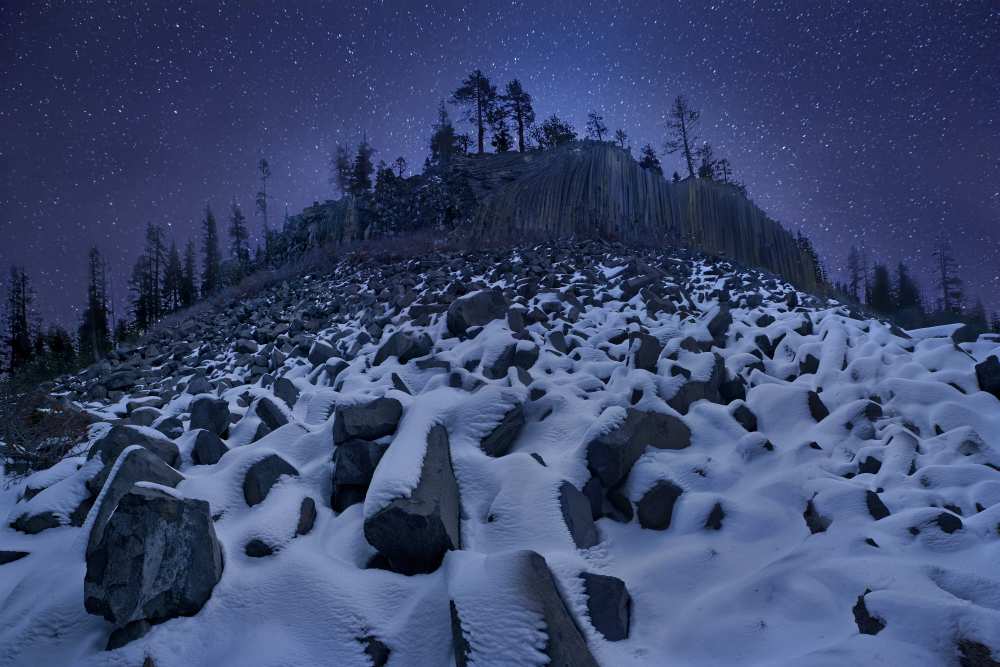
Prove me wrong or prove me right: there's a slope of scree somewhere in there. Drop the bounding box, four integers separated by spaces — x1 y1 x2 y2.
1 240 999 667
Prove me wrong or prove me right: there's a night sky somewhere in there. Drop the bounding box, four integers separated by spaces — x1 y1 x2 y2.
2 1 998 328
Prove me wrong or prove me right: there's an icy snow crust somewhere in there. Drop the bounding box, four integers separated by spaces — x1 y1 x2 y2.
2 242 1000 666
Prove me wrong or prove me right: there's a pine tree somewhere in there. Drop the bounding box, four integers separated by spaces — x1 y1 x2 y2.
490 107 513 153
530 115 576 150
350 137 375 195
78 247 111 364
846 246 862 301
585 112 608 141
180 239 197 307
144 224 166 321
696 143 717 179
128 254 154 331
228 200 250 280
163 241 184 312
201 205 222 296
968 298 988 328
869 263 894 314
716 158 733 183
451 69 498 154
895 262 922 312
795 231 826 285
393 156 407 178
664 95 700 179
638 144 662 175
331 145 352 196
614 128 628 150
4 266 34 372
932 236 964 314
428 102 460 168
256 158 271 260
500 79 535 153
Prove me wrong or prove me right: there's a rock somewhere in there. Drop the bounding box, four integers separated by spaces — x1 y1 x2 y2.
363 425 460 574
252 396 289 431
707 303 732 343
307 340 336 366
332 439 389 512
586 408 691 488
580 572 631 641
185 375 212 395
87 446 185 553
106 620 151 650
333 397 403 444
934 511 963 534
807 391 829 422
359 635 391 667
244 538 274 558
852 589 885 635
243 454 299 507
632 333 662 372
374 330 433 365
190 397 231 436
128 406 161 427
235 338 259 354
191 429 228 466
10 511 61 535
866 491 890 520
957 639 1000 667
479 403 525 457
559 481 600 549
803 498 830 534
975 355 1000 400
273 377 300 408
0 550 29 565
84 486 223 637
88 424 180 468
296 497 317 536
154 416 184 439
732 404 757 432
104 369 141 391
705 502 725 529
446 288 508 338
636 480 683 530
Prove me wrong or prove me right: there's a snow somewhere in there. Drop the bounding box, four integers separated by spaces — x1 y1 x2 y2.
1 245 999 666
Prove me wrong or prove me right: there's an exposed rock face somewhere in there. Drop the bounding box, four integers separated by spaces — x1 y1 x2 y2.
84 486 223 643
191 429 228 466
636 479 683 530
363 425 460 574
333 398 403 444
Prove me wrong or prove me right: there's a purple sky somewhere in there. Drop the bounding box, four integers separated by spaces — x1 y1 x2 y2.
2 1 998 328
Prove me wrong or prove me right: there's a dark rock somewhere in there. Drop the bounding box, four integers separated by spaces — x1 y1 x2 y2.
483 344 515 379
333 397 403 444
10 511 61 534
934 512 963 534
852 589 885 635
273 377 299 408
106 619 151 650
154 416 184 439
84 486 223 632
975 356 1000 401
332 439 389 512
559 481 600 549
705 502 725 529
866 491 890 520
252 396 289 431
447 288 508 338
957 639 1000 667
0 550 29 565
190 397 231 436
858 456 882 475
128 406 161 427
307 340 336 366
580 571 631 641
632 333 662 372
105 369 141 391
636 480 683 530
450 600 472 667
191 429 228 466
479 403 525 457
243 454 299 507
235 338 259 354
360 635 391 667
803 498 830 534
807 391 829 422
185 375 212 395
88 424 180 468
296 497 317 536
707 303 732 343
732 404 757 432
363 425 460 574
244 538 274 558
587 408 691 488
374 330 433 365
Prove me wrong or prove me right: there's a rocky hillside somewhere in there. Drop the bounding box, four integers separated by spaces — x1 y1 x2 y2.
2 241 999 666
281 142 822 290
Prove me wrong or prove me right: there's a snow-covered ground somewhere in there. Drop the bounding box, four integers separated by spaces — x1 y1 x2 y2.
1 242 998 666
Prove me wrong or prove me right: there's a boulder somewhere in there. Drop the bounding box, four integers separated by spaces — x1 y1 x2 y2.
84 486 223 640
10 511 61 535
586 408 691 488
559 482 600 549
636 480 683 530
307 340 336 366
479 403 525 457
88 424 180 468
975 355 1000 400
0 550 29 565
446 289 508 338
363 425 460 574
580 572 631 641
185 375 212 395
296 497 317 536
154 416 185 439
244 539 274 558
866 491 890 520
243 454 299 507
632 333 662 372
189 397 231 436
332 439 389 512
333 397 403 445
191 429 228 466
273 377 300 408
374 331 433 366
252 396 288 431
128 406 161 427
807 391 829 422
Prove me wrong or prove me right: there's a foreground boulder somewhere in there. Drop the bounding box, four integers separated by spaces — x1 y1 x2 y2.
479 403 525 457
374 330 433 366
84 486 223 648
364 425 460 574
975 355 1000 400
332 439 389 512
87 424 179 469
333 397 403 444
586 408 691 488
243 454 299 506
636 479 683 530
581 571 631 641
191 429 228 466
190 397 231 436
450 550 599 667
559 482 599 549
446 288 508 338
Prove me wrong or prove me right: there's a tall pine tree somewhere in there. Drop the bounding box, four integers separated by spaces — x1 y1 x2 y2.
180 239 197 307
78 247 111 364
664 95 700 179
228 200 250 281
500 79 534 153
201 205 222 296
451 69 497 154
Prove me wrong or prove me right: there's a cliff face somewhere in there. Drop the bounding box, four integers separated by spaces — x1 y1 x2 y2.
281 141 819 289
459 142 818 289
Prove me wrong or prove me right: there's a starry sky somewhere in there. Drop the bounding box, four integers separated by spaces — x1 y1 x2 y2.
2 1 998 328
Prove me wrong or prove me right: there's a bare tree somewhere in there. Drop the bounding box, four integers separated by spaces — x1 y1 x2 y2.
586 112 608 141
664 95 700 179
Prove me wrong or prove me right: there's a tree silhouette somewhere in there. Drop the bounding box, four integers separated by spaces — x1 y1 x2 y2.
586 112 608 141
932 236 963 313
451 69 497 154
500 79 534 153
664 95 700 179
638 144 662 175
614 128 628 150
201 205 222 296
531 115 576 149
